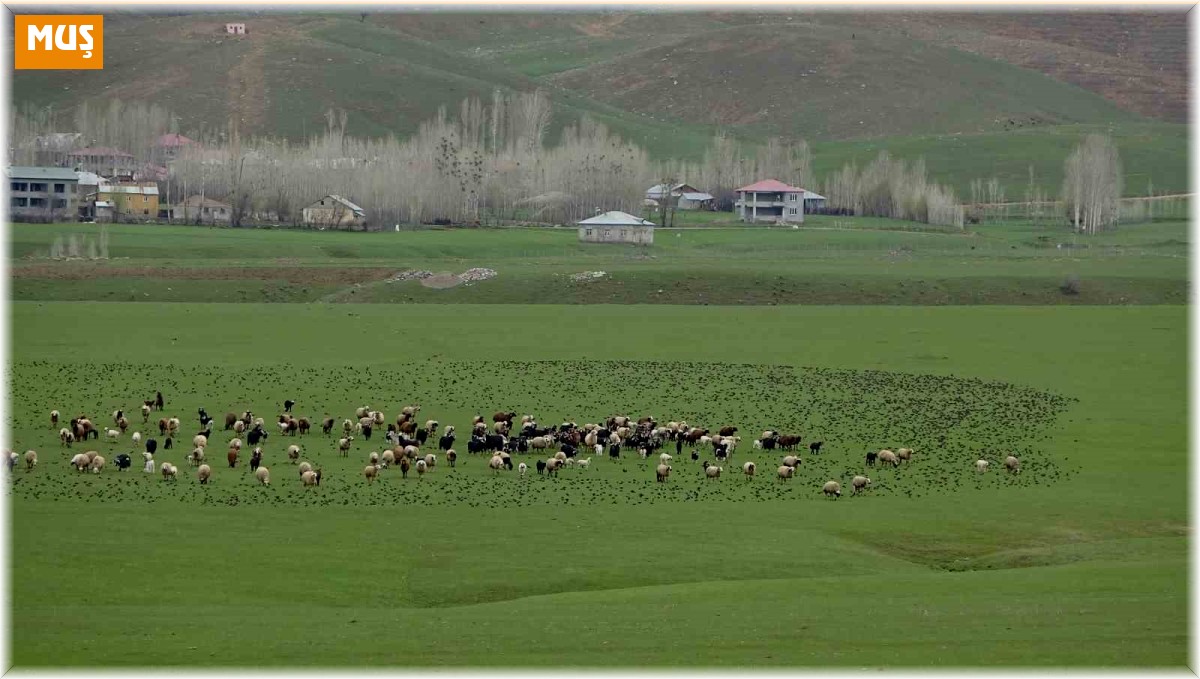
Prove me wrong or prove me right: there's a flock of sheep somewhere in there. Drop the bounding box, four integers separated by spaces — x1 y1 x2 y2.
10 399 1023 500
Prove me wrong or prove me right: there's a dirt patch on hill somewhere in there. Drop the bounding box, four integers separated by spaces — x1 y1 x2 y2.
11 264 397 285
419 273 465 289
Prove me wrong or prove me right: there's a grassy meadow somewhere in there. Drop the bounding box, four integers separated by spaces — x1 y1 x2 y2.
5 221 1189 667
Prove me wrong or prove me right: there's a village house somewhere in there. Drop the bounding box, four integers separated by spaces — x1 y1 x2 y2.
225 23 246 35
154 133 197 164
645 182 715 211
302 195 367 230
170 195 233 225
577 210 655 245
94 183 160 222
66 146 137 178
734 179 825 224
7 166 80 222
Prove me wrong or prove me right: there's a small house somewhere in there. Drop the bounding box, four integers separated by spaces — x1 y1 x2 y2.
302 195 367 230
577 211 655 245
645 182 715 211
155 133 197 163
66 147 137 178
171 195 233 225
225 23 246 35
7 166 80 222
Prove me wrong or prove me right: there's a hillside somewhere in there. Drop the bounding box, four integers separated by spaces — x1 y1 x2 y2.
11 10 1185 147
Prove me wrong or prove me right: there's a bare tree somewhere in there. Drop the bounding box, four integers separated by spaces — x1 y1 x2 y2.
1062 133 1122 234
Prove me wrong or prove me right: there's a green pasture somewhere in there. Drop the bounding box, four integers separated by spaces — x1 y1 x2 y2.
6 302 1187 666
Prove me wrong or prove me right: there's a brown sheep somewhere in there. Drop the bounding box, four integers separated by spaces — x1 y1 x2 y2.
718 426 738 437
298 418 311 436
492 411 516 423
655 463 671 483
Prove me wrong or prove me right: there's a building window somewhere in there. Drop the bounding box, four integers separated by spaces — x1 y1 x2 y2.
11 182 27 192
143 195 149 203
53 199 67 208
585 229 593 237
787 207 798 216
29 198 46 207
143 210 149 215
11 197 27 207
54 183 65 193
29 183 46 192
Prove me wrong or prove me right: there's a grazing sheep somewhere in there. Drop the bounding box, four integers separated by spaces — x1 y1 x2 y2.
198 464 212 484
659 452 673 466
782 455 800 468
536 459 547 475
363 464 381 484
287 445 301 464
254 466 270 485
553 450 567 462
143 452 155 474
852 475 871 495
301 470 319 487
59 428 74 447
752 439 763 450
777 465 794 481
1005 455 1020 474
705 465 722 480
189 447 205 466
897 448 913 463
69 453 88 472
545 458 563 477
381 450 395 468
742 461 755 478
488 454 504 473
106 428 121 442
809 441 824 455
114 453 132 471
518 462 528 476
424 453 436 470
299 461 313 476
161 462 177 481
446 449 457 468
415 459 427 479
576 457 591 470
823 480 842 499
655 463 672 483
24 450 37 470
865 451 877 467
338 437 353 457
131 432 142 448
975 459 989 473
878 450 899 468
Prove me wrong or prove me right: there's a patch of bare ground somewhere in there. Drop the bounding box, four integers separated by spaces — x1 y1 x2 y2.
11 265 397 285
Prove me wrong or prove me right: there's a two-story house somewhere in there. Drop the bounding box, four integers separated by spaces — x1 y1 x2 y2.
8 166 80 222
734 179 812 224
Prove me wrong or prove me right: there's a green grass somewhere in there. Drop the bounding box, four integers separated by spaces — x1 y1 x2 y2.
7 302 1188 666
9 221 1188 305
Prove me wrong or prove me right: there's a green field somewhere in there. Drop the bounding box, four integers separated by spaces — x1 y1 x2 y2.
6 222 1188 667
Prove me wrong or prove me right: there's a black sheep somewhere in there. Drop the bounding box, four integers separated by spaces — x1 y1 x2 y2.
145 438 158 455
155 391 164 411
164 437 173 450
467 437 485 454
114 454 132 471
247 427 267 446
762 438 777 451
809 441 824 454
608 443 620 459
438 434 455 451
536 459 547 475
865 451 877 467
416 429 428 445
283 399 295 413
675 438 683 455
560 443 576 458
361 424 372 441
250 449 262 472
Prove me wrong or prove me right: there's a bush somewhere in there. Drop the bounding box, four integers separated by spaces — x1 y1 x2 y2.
1060 275 1081 296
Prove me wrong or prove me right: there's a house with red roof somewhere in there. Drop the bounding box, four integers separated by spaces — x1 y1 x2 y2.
734 179 826 224
155 133 198 163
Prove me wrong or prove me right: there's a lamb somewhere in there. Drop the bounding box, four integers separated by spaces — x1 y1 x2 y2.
1005 455 1020 474
302 470 319 487
705 465 722 480
364 464 381 483
536 459 547 475
106 428 121 441
655 463 672 483
24 450 37 470
197 464 212 484
659 452 673 466
415 459 427 479
161 462 178 481
878 450 900 467
518 462 528 476
576 457 591 470
752 439 763 450
975 459 989 473
338 437 354 457
287 445 301 464
777 465 794 481
254 465 270 485
742 461 755 478
809 441 824 455
822 480 842 499
852 475 871 495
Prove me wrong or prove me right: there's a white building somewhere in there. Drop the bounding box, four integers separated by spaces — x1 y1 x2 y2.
577 211 655 245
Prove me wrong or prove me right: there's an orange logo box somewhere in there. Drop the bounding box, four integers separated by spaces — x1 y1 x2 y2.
14 15 103 70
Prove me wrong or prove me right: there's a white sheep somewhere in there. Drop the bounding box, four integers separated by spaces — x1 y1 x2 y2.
342 419 354 435
518 462 528 476
659 452 673 466
233 420 246 435
192 434 208 449
24 450 37 470
554 451 567 462
897 447 913 463
705 465 722 480
777 465 794 481
255 466 270 485
189 447 205 466
197 464 212 484
381 450 395 468
782 455 800 468
878 450 899 467
229 438 243 451
50 409 60 428
143 452 155 474
161 462 177 481
742 461 755 478
106 428 121 441
368 451 380 465
655 463 671 482
287 445 301 463
338 437 354 457
823 480 842 498
415 459 427 479
302 470 319 487
363 464 380 483
131 432 142 447
488 454 504 473
59 428 74 447
70 453 88 471
752 439 763 450
298 461 313 476
975 459 989 473
1005 455 1020 474
140 404 150 421
424 453 436 469
576 457 591 469
852 475 871 495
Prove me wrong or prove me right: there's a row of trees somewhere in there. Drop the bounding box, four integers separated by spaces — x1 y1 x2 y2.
9 94 1132 233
